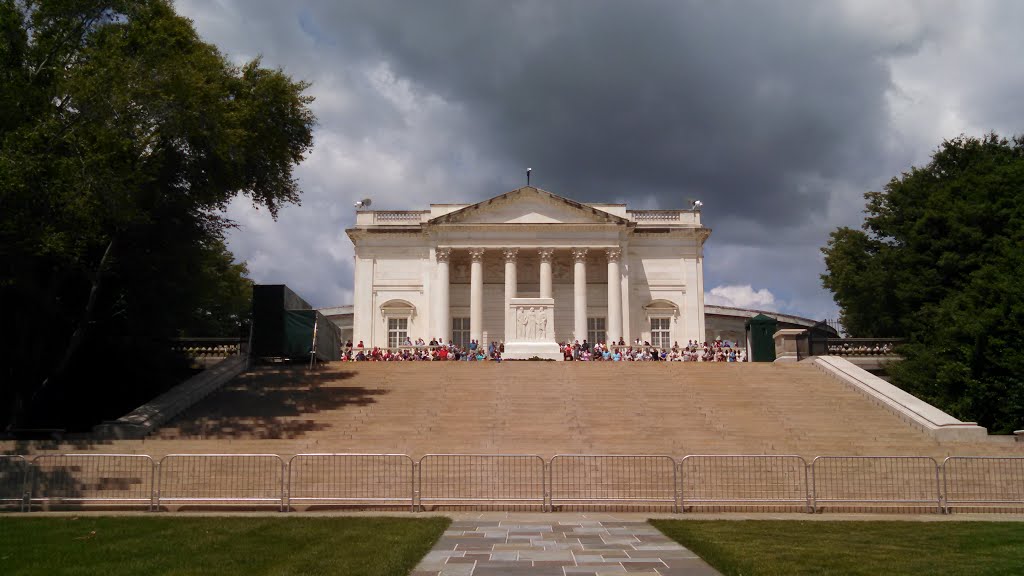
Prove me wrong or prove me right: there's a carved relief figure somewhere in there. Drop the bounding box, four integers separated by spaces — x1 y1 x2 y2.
527 307 537 340
517 307 528 340
538 309 548 339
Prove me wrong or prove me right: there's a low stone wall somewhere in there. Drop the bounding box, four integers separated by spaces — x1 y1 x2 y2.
812 356 988 441
93 355 248 439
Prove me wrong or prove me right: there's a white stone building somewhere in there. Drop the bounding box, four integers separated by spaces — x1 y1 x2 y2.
345 186 710 355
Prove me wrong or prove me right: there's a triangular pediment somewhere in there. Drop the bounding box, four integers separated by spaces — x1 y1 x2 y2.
428 187 628 225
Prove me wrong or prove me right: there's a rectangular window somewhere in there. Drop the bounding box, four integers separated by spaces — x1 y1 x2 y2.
650 318 671 349
451 317 470 349
587 317 606 344
387 318 408 349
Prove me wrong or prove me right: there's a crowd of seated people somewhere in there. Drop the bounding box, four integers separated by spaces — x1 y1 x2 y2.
560 339 745 362
339 337 745 362
340 338 503 361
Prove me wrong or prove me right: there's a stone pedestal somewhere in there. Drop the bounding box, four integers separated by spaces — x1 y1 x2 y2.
773 328 807 362
504 297 562 361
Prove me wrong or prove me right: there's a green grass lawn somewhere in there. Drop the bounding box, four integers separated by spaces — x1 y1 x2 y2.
650 520 1024 576
0 516 449 576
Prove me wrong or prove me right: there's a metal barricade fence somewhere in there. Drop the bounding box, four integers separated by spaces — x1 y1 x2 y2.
811 456 941 512
0 455 29 511
11 452 1024 514
680 455 810 512
29 454 156 510
157 454 285 511
549 455 677 511
287 454 414 510
417 454 545 509
943 456 1024 512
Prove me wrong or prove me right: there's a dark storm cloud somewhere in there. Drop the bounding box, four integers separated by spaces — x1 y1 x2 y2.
307 0 907 232
176 0 1024 316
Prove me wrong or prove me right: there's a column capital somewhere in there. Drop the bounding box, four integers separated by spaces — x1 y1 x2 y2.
502 247 519 263
605 247 622 262
468 247 486 262
436 247 452 263
571 248 589 263
538 247 555 262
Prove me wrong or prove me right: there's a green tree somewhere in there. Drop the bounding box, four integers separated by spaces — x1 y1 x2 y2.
0 0 314 429
821 134 1024 432
181 237 254 338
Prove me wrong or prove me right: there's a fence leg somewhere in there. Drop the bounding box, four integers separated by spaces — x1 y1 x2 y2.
677 461 685 514
413 461 420 513
543 461 551 513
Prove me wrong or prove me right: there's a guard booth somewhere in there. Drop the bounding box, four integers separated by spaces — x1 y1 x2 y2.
252 284 341 361
745 314 778 362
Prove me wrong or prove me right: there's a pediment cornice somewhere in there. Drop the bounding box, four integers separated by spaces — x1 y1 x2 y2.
428 222 626 233
427 186 632 226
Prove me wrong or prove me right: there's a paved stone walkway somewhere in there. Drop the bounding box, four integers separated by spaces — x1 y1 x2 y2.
412 519 720 576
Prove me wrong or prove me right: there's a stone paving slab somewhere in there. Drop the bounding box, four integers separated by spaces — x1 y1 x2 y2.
413 519 720 576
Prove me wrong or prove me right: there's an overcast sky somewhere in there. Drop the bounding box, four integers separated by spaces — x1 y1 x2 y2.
176 0 1023 321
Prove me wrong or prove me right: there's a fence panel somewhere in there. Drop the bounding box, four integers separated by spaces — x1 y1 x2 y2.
288 454 414 510
157 454 285 510
1 455 29 511
812 456 941 512
549 455 677 511
418 454 545 509
943 457 1024 512
30 454 155 510
680 455 809 511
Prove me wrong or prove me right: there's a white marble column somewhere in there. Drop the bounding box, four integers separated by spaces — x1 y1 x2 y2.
572 248 588 342
503 248 518 341
538 248 554 299
434 248 451 342
469 248 485 345
606 247 622 343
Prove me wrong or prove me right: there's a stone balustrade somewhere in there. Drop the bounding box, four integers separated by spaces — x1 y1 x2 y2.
827 338 904 356
171 337 244 369
627 210 699 225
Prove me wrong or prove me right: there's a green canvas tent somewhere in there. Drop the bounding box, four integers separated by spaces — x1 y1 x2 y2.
252 284 340 361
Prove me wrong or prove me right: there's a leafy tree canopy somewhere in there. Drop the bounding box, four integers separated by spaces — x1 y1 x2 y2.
0 0 314 429
821 134 1024 432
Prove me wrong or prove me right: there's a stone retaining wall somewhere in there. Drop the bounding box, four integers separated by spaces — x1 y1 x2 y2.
93 355 248 439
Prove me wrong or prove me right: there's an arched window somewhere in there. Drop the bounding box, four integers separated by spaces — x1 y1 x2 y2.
380 300 415 348
644 300 679 348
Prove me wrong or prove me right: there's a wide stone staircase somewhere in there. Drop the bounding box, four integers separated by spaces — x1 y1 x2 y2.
8 362 1019 460
6 362 1024 514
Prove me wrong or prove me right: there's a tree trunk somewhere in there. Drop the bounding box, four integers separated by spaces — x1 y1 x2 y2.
14 237 117 427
